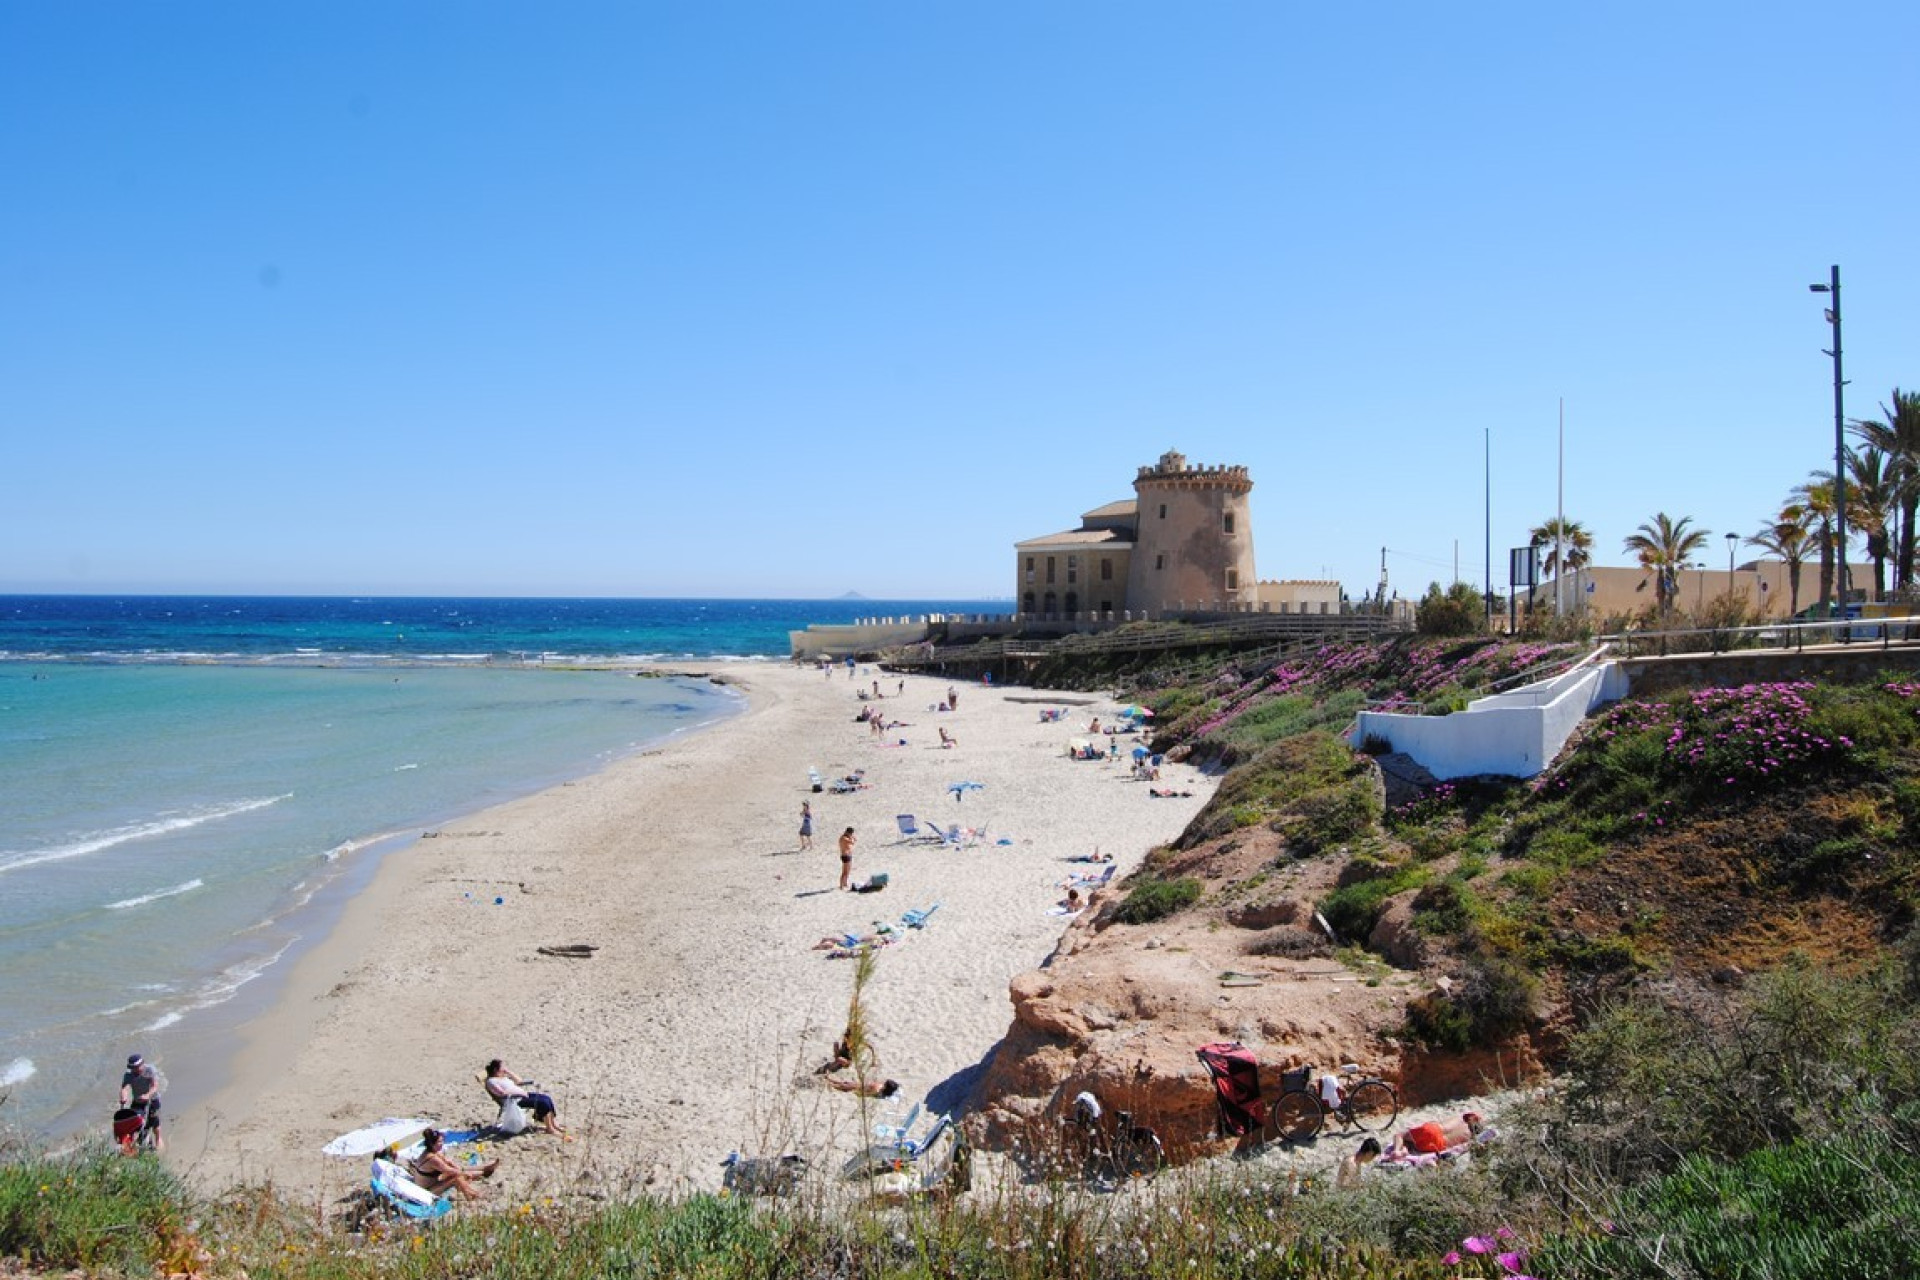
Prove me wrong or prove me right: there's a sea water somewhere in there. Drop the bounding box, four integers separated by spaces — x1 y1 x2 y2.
0 596 990 1138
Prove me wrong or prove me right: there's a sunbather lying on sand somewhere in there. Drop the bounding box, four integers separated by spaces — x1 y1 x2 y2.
1148 786 1193 798
823 1074 900 1098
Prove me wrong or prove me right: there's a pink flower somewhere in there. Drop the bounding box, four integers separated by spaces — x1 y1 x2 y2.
1441 1251 1462 1266
1463 1236 1494 1254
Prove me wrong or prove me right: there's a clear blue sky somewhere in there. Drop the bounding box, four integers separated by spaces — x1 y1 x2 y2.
4 2 1915 600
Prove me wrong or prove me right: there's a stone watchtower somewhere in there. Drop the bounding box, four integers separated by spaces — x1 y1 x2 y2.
1124 450 1257 614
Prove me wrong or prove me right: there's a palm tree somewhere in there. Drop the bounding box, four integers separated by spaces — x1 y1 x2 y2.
1850 388 1920 592
1622 512 1711 618
1747 508 1811 618
1528 516 1593 612
1793 477 1839 613
1846 446 1896 601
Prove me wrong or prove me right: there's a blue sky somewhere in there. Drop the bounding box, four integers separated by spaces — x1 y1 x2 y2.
4 2 1915 600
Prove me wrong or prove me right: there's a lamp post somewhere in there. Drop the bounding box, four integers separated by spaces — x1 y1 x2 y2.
1809 266 1847 617
1695 562 1706 615
1726 532 1738 604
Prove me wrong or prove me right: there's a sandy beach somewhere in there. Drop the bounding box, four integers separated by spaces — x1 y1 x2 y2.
180 663 1212 1207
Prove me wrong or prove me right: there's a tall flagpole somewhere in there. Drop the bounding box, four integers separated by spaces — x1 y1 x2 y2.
1484 428 1492 629
1555 399 1565 617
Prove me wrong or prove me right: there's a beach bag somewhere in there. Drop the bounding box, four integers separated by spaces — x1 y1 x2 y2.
1196 1042 1266 1137
856 873 889 893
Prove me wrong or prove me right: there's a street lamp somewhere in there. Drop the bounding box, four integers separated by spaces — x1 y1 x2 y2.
1809 266 1847 617
1726 532 1738 603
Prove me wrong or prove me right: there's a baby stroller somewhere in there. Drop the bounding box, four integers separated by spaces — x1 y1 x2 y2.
112 1101 159 1154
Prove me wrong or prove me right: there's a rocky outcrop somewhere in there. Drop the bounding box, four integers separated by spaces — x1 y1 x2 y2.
969 824 1541 1165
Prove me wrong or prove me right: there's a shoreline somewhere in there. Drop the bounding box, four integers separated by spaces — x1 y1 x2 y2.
25 666 746 1147
178 663 1215 1203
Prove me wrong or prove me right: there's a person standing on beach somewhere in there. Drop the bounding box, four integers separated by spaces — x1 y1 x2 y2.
838 827 856 890
799 800 813 851
119 1053 165 1152
947 685 958 710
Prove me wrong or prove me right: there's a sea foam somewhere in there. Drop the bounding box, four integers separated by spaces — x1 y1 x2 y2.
0 1058 33 1088
0 797 290 876
105 879 205 911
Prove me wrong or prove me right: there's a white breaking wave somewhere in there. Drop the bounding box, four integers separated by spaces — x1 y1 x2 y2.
141 943 292 1033
0 1058 33 1088
0 796 291 876
105 879 205 911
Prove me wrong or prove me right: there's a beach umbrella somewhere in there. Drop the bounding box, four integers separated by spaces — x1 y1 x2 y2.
948 780 984 801
1119 705 1154 719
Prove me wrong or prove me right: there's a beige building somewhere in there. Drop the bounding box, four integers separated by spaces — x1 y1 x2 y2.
1015 451 1259 618
1527 559 1840 622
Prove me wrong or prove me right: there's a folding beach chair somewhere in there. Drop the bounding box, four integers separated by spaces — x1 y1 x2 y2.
901 902 941 929
895 814 942 844
873 1101 924 1147
370 1158 454 1221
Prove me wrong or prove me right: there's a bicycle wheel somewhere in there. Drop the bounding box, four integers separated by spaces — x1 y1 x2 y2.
1342 1080 1399 1132
1119 1126 1164 1178
1263 1090 1322 1145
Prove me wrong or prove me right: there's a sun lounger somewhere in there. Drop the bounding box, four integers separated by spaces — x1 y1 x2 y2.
901 902 941 928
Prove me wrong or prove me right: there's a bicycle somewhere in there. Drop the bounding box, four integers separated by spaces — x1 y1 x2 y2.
1263 1064 1399 1145
1065 1091 1164 1183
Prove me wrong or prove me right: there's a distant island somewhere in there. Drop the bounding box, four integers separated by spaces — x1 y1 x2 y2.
835 591 867 600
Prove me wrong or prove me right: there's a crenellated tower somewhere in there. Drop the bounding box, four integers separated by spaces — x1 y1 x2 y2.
1125 450 1257 613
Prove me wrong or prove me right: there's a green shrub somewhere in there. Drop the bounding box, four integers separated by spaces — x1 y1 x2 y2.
1321 864 1428 941
0 1149 188 1272
1411 879 1477 937
1416 581 1486 636
1534 1128 1920 1279
1113 875 1203 924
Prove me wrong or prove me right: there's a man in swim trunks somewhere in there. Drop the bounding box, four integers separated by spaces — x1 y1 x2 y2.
838 827 856 891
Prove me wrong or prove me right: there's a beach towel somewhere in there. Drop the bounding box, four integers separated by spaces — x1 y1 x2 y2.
1196 1042 1266 1137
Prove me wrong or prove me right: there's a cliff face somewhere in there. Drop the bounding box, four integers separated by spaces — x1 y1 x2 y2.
970 823 1537 1164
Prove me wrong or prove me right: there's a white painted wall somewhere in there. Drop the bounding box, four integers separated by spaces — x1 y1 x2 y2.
1356 660 1626 780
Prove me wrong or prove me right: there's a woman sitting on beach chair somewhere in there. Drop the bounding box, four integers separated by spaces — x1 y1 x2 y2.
484 1060 569 1138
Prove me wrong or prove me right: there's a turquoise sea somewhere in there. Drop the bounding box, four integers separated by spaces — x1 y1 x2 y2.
0 596 989 1140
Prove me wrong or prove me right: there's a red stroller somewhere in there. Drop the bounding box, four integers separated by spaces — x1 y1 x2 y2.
112 1102 158 1154
1195 1042 1268 1138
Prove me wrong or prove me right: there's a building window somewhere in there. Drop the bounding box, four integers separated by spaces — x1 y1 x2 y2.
1022 591 1036 613
1159 503 1167 519
1155 554 1165 570
1100 558 1112 581
1226 569 1239 591
1046 558 1056 584
1025 556 1035 572
1224 513 1235 534
1066 556 1077 584
1065 592 1079 614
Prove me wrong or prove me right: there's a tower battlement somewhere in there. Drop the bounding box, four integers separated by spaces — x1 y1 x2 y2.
1134 450 1252 492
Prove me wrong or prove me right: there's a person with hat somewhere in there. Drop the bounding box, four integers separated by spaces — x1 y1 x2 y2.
119 1054 165 1152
